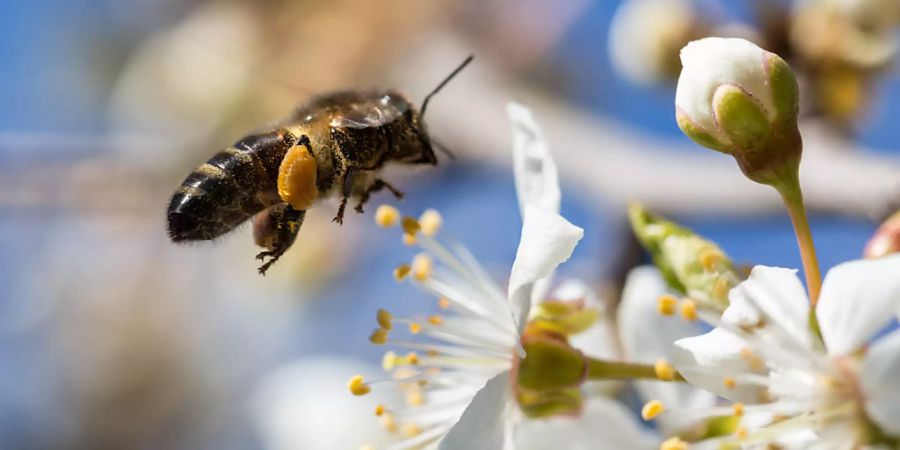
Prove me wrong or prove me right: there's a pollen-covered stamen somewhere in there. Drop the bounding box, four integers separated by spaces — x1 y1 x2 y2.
411 253 434 281
402 216 421 236
437 297 451 309
723 377 737 389
642 400 665 420
377 308 393 330
680 298 698 321
419 209 442 237
375 204 400 228
427 315 444 325
655 359 676 381
375 404 387 416
403 233 417 246
348 375 372 396
370 328 390 345
658 294 678 316
660 437 689 450
394 264 411 281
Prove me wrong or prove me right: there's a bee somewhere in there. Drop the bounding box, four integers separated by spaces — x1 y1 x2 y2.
167 56 472 275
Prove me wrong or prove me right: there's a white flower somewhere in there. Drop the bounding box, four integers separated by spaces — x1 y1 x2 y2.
669 256 900 447
675 38 800 175
353 103 584 450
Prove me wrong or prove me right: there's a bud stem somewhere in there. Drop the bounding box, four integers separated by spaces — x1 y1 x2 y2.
776 177 822 306
586 358 685 382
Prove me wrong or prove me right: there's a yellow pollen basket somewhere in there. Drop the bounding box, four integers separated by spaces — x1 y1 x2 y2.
278 143 319 210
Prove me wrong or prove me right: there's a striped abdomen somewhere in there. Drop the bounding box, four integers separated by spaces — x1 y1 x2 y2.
167 130 296 242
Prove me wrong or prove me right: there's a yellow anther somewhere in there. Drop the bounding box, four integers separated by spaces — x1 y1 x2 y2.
406 352 419 365
402 233 417 246
654 359 676 381
733 403 745 417
426 349 440 357
411 254 433 281
377 308 393 330
375 205 400 228
736 426 748 440
657 294 678 316
401 216 421 235
740 347 765 370
723 377 737 389
374 404 386 416
369 328 389 345
641 400 665 421
380 413 397 433
680 299 698 321
437 297 451 309
406 388 425 406
427 315 444 325
419 209 442 236
713 276 730 299
382 351 399 371
348 375 371 396
660 437 689 450
409 322 422 334
700 248 722 271
393 264 411 281
402 423 422 438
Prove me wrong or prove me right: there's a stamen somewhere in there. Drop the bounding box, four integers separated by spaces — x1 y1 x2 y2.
660 436 688 450
402 423 423 437
437 297 451 309
427 315 444 325
394 264 411 281
406 388 425 406
375 205 400 228
641 400 665 420
377 308 393 330
374 404 386 416
712 276 730 300
402 216 421 235
409 323 422 334
658 294 678 316
348 375 371 396
403 233 417 246
383 351 399 370
412 254 433 281
655 359 676 381
740 347 765 370
723 377 737 389
700 248 722 271
735 426 748 440
680 299 698 321
406 352 419 365
733 403 744 417
419 209 442 236
380 413 397 432
370 328 389 345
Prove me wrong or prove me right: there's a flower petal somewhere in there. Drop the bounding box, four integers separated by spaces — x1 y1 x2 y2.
513 396 657 450
672 328 767 403
507 102 561 216
508 205 583 331
723 266 810 348
816 255 900 355
617 266 716 430
439 371 513 450
860 328 900 435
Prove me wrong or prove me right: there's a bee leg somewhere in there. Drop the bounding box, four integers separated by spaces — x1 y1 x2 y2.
254 203 305 276
354 179 405 213
333 167 356 225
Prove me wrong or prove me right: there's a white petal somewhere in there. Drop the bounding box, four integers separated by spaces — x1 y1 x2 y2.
816 255 900 355
508 205 583 331
724 265 810 348
672 328 766 403
507 102 561 217
439 371 513 450
513 396 657 450
861 329 900 435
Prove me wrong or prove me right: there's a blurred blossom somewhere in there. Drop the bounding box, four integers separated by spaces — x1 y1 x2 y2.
864 211 900 258
608 0 700 86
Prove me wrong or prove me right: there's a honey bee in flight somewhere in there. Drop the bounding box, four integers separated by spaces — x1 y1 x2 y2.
167 56 473 275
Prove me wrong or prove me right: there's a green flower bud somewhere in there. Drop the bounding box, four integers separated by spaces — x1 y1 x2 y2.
628 203 739 311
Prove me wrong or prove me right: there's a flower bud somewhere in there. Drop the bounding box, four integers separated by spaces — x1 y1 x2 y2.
675 37 802 187
629 203 739 311
865 211 900 258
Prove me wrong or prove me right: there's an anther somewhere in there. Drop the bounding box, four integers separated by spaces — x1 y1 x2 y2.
657 294 678 316
713 276 730 299
437 297 451 309
377 308 393 330
641 400 665 421
411 254 433 281
403 233 417 246
380 413 397 433
370 328 389 345
406 352 419 365
409 322 422 334
740 347 765 370
402 216 421 235
406 389 425 406
654 359 676 381
348 375 371 396
382 351 399 371
402 423 422 437
699 248 722 271
419 209 442 236
735 426 748 440
375 205 400 228
660 437 688 450
680 299 698 321
374 404 386 416
427 315 443 325
393 264 411 281
723 377 737 389
733 403 744 417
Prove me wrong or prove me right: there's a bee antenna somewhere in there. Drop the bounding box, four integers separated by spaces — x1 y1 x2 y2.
432 138 457 160
420 55 474 118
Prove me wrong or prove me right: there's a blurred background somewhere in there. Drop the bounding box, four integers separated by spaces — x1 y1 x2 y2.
0 0 898 448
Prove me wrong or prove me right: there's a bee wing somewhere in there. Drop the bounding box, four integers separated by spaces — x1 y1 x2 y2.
329 97 406 129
